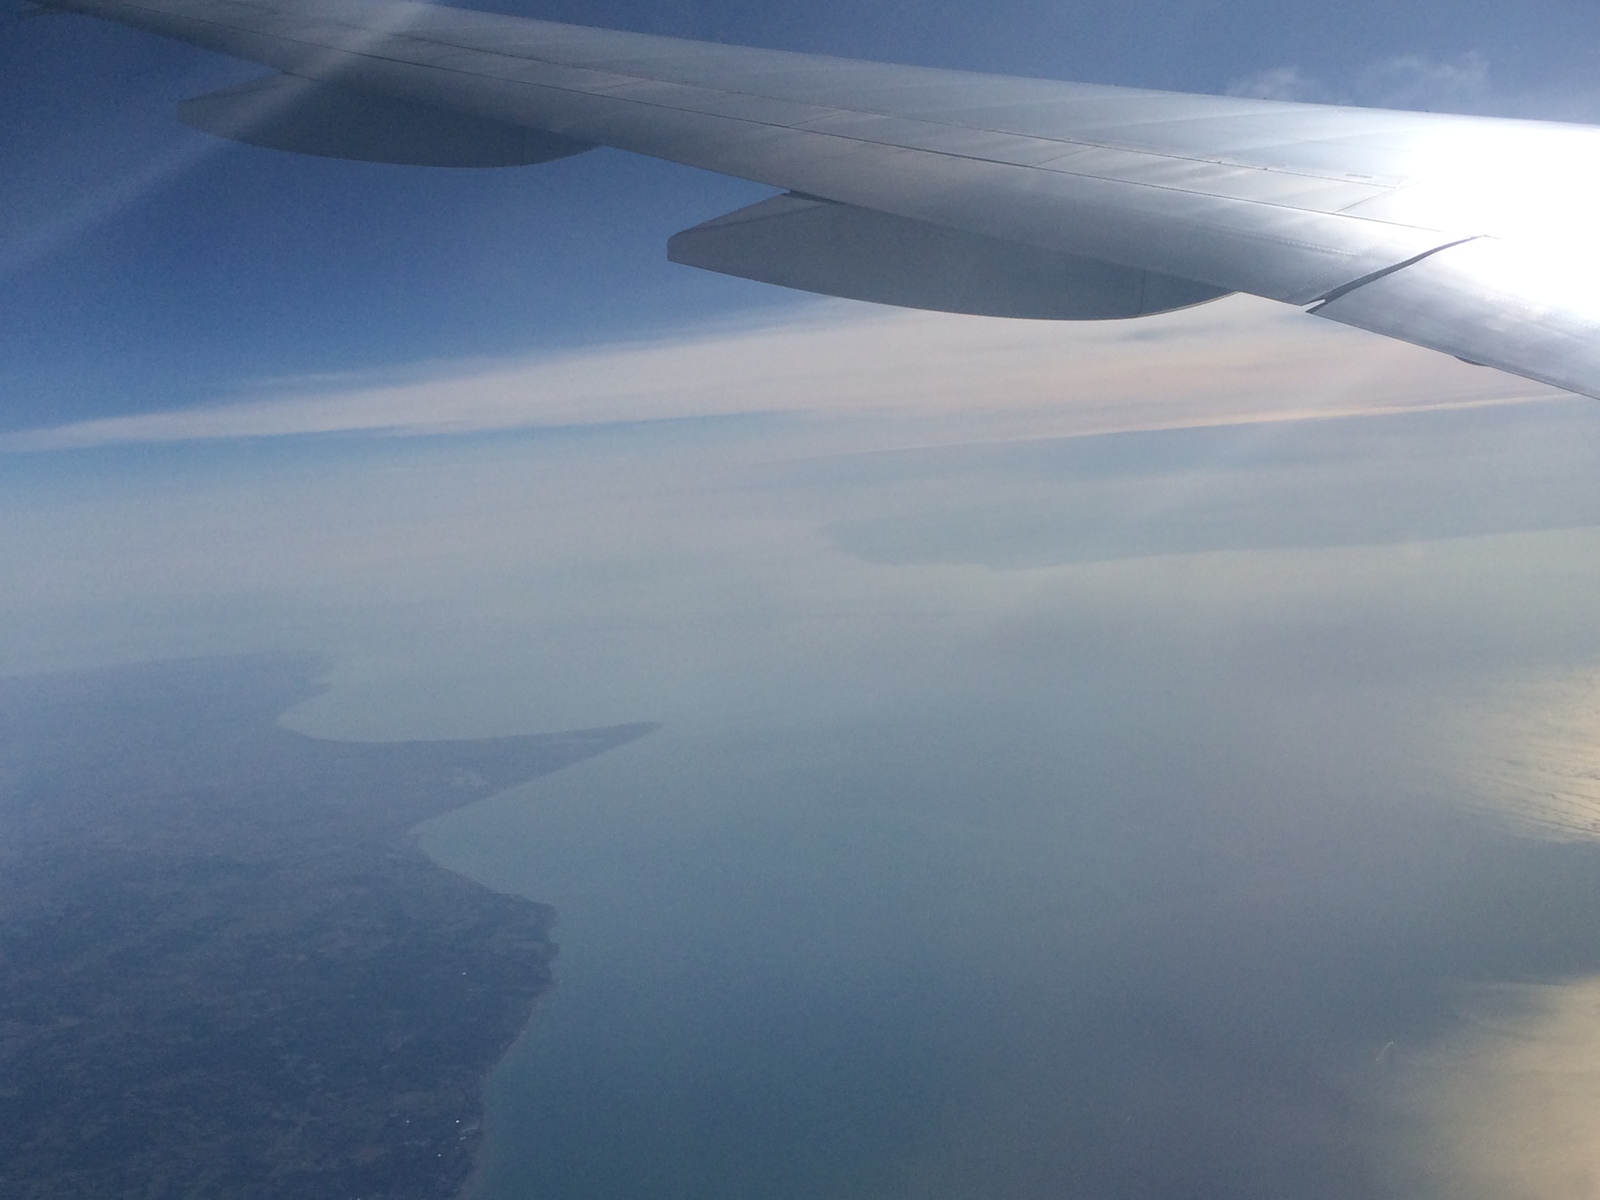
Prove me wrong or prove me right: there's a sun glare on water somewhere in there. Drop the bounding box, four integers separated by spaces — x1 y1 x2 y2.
1386 978 1600 1200
1451 671 1600 843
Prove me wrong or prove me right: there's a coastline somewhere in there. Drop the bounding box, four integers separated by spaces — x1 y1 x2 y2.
0 655 653 1200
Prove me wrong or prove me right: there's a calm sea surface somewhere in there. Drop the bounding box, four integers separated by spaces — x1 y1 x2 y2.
410 401 1600 1200
420 651 1600 1200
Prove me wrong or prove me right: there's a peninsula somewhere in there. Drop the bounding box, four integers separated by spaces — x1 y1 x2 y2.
0 654 654 1200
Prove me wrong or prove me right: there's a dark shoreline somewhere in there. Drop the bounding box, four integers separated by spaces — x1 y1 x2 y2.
0 655 654 1200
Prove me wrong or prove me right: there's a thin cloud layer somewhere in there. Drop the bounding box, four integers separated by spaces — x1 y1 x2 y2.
2 296 1555 454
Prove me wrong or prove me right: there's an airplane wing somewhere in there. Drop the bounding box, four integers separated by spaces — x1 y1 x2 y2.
43 0 1600 399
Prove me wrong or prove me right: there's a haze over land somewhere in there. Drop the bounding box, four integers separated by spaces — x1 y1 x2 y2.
6 299 1600 1197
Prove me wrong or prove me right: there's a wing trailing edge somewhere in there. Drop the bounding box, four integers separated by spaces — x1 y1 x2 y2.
1314 237 1600 401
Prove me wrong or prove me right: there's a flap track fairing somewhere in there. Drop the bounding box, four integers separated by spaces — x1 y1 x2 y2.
669 194 1231 320
179 73 595 167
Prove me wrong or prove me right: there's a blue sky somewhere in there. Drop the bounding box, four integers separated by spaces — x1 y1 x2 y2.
5 0 1600 431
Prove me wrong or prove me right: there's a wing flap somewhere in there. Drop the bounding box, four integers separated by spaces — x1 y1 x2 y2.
668 193 1230 319
178 72 594 166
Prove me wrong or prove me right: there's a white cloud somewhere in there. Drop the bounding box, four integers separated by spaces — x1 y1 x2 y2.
1226 66 1330 104
1228 52 1491 112
1358 51 1489 110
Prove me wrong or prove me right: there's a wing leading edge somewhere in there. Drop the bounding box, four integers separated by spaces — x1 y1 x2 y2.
43 0 1600 400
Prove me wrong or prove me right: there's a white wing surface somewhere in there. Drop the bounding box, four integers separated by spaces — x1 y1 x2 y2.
47 0 1600 398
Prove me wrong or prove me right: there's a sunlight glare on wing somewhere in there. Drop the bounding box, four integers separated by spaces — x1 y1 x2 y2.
1361 121 1600 255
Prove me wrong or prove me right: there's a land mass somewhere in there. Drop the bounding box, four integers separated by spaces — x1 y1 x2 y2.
0 654 654 1200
